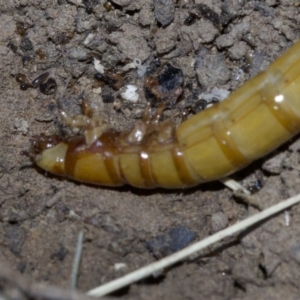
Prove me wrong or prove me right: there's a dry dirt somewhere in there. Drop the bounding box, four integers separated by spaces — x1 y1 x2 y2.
1 0 300 299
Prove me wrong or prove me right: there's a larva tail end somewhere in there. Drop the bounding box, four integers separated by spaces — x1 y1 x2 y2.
30 134 68 176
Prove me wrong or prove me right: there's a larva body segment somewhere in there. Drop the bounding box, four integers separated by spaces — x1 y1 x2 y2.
178 41 300 182
32 41 300 188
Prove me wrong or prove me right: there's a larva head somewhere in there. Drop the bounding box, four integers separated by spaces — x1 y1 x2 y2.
30 134 68 176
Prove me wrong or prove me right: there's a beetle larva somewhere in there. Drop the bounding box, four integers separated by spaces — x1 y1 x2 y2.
31 41 300 188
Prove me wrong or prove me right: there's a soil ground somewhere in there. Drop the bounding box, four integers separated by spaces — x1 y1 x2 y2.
1 0 300 299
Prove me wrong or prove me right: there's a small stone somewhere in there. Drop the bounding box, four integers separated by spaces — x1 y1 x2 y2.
216 34 234 49
154 0 175 26
229 41 247 60
145 226 197 259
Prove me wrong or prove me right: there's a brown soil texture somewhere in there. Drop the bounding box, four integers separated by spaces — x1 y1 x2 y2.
1 0 300 299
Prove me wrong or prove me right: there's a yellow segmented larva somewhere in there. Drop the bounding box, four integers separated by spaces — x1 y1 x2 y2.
31 41 300 188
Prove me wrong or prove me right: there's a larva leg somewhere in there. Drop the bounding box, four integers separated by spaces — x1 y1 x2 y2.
59 99 106 129
143 102 166 125
59 110 92 128
124 102 175 145
59 99 108 146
